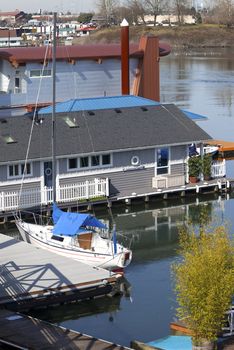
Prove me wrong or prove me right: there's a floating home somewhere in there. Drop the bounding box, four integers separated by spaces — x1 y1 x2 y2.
0 95 227 213
0 35 170 116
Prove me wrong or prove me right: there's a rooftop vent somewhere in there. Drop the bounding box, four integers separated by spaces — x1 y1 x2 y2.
35 117 44 125
115 109 122 114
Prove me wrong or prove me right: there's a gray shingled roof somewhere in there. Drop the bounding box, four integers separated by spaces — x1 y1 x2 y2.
0 104 211 163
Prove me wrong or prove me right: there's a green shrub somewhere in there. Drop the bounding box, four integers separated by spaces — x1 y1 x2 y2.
172 224 234 345
188 156 202 178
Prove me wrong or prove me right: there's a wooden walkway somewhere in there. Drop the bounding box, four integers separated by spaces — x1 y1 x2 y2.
0 309 131 349
0 233 121 311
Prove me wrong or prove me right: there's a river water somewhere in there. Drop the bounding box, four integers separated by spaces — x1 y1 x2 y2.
6 48 234 347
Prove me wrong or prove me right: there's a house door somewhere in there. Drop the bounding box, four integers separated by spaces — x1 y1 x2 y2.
44 162 53 187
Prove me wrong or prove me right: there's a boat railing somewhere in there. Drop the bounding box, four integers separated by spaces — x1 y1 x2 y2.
222 305 234 336
15 209 53 226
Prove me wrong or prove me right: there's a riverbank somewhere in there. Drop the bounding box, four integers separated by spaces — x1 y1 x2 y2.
75 24 234 51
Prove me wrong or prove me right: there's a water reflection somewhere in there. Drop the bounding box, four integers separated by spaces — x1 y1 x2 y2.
30 277 131 324
1 194 231 347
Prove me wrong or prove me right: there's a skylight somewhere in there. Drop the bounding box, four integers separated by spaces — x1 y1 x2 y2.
63 116 79 128
3 135 16 144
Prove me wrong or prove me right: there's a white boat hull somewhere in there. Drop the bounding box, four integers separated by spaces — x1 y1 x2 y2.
16 220 132 272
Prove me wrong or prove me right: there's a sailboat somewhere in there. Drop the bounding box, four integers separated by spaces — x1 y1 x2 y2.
15 13 132 273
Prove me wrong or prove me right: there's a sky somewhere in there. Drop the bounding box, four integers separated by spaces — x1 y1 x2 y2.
0 0 96 13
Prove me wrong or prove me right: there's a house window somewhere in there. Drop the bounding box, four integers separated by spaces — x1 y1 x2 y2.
14 77 21 93
67 153 111 171
68 158 77 169
91 155 100 167
80 156 89 168
30 69 52 78
102 154 111 165
8 163 32 178
157 148 169 175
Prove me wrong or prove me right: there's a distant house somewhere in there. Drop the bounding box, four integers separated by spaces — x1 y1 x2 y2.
140 15 196 26
0 11 25 25
0 95 226 212
76 25 97 37
0 35 170 115
0 29 23 47
91 15 107 26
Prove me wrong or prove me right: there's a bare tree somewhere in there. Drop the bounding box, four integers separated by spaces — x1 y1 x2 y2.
173 0 190 24
126 0 147 24
143 0 166 26
126 0 169 26
96 0 118 24
213 0 234 26
113 5 136 25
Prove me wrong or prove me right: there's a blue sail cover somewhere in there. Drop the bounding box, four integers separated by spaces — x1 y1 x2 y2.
52 203 64 224
52 204 106 236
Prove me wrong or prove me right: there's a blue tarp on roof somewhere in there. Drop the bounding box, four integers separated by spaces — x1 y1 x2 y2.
39 95 160 114
52 203 106 236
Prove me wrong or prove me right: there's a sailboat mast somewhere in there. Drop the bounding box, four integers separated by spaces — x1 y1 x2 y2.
52 12 57 203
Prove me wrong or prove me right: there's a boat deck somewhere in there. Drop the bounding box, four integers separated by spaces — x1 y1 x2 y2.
0 233 121 310
207 139 234 160
0 309 130 349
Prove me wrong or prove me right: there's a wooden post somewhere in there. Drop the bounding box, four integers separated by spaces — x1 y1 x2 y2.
135 35 160 102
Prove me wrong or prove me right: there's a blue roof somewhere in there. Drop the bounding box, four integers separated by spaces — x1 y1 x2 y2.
38 95 207 121
39 95 160 114
182 109 207 121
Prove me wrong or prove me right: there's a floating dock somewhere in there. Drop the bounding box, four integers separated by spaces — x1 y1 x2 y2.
0 233 122 311
0 309 131 349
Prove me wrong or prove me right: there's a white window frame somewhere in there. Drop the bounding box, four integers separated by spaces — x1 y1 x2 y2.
67 153 112 171
67 157 78 170
155 147 170 176
8 162 32 179
29 69 52 78
101 153 112 166
79 156 90 169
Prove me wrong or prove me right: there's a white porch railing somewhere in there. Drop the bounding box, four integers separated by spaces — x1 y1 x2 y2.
211 160 226 178
0 178 109 212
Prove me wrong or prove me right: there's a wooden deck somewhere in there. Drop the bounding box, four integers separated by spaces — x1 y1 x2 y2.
116 177 231 202
0 233 122 311
0 309 131 349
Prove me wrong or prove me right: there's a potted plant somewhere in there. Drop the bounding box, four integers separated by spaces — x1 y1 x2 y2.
202 155 212 180
172 224 234 350
188 156 202 183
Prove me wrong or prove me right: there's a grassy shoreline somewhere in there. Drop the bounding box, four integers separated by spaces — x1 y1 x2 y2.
75 24 234 50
